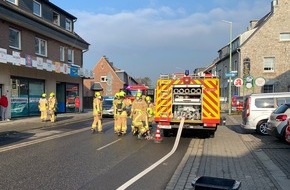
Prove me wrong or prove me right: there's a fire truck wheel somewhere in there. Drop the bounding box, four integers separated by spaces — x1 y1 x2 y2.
208 131 215 138
163 129 171 137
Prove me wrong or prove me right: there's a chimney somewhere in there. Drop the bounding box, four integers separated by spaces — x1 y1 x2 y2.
271 0 278 13
248 20 258 30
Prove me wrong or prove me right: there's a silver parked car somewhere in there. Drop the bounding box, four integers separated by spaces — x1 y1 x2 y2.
267 103 290 140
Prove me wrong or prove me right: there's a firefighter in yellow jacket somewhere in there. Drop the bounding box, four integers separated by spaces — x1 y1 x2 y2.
38 93 48 122
131 92 149 139
115 92 126 136
91 91 103 133
119 90 132 134
48 92 57 123
146 96 155 130
113 92 120 134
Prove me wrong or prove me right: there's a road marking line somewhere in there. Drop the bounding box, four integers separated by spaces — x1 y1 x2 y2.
117 117 185 190
97 139 122 151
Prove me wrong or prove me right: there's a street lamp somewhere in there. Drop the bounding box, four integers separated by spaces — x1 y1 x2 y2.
222 20 233 115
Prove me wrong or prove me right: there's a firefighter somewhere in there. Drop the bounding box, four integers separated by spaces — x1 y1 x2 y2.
38 93 48 122
131 92 149 139
91 91 103 133
48 92 57 123
114 92 126 136
119 90 132 133
146 96 155 131
113 92 120 134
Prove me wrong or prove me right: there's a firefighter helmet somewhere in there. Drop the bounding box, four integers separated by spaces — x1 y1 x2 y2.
50 92 55 97
115 92 120 98
145 96 151 102
42 93 46 98
136 92 142 97
95 91 101 97
119 91 126 97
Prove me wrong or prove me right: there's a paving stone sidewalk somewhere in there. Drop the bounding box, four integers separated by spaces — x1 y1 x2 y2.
166 114 283 190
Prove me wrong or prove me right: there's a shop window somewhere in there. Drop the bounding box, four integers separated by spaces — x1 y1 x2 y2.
10 78 44 118
66 84 79 112
9 28 21 50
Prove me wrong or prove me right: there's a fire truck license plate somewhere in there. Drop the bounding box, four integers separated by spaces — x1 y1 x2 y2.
158 125 172 129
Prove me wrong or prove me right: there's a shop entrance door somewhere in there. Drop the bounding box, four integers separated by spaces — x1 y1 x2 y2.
56 82 66 113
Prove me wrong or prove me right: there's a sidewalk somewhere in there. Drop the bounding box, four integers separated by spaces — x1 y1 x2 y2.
166 114 285 190
0 111 93 134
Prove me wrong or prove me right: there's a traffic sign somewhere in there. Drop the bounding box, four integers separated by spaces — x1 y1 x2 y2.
234 78 243 87
225 73 236 77
231 70 238 73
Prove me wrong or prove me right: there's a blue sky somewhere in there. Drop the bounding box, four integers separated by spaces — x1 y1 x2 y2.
50 0 272 84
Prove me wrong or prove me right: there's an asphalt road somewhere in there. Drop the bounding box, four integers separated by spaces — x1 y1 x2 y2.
0 119 191 190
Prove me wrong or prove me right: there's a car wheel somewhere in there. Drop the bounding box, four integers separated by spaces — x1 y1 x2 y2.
256 120 268 135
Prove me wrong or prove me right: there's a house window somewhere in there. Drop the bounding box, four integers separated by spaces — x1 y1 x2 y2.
68 49 74 63
263 85 274 93
53 11 60 25
65 18 72 32
35 37 47 56
9 28 21 49
263 57 275 72
280 33 290 41
100 76 107 82
60 46 65 62
33 0 42 17
6 0 18 5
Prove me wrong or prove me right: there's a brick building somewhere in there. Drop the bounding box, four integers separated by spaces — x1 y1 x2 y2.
83 56 138 108
0 0 91 119
208 0 290 100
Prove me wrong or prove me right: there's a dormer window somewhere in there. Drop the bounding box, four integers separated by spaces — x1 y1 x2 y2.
33 0 42 17
53 11 60 26
65 18 72 32
6 0 18 5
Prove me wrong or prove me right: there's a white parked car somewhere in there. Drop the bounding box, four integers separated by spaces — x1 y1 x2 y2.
267 103 290 140
241 92 290 135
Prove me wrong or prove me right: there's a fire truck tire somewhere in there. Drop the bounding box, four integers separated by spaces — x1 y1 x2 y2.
208 131 215 138
163 129 171 137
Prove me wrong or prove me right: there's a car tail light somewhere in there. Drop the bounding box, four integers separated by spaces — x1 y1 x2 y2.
276 114 287 121
246 97 251 117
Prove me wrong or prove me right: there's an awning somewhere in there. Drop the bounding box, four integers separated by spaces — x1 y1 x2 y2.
90 82 103 91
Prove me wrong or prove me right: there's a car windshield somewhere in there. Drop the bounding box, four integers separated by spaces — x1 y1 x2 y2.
103 100 113 106
273 104 290 114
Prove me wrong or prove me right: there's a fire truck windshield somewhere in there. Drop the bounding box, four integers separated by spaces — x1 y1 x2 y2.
126 90 145 96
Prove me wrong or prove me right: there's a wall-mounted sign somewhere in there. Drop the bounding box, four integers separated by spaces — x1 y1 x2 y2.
255 77 266 87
